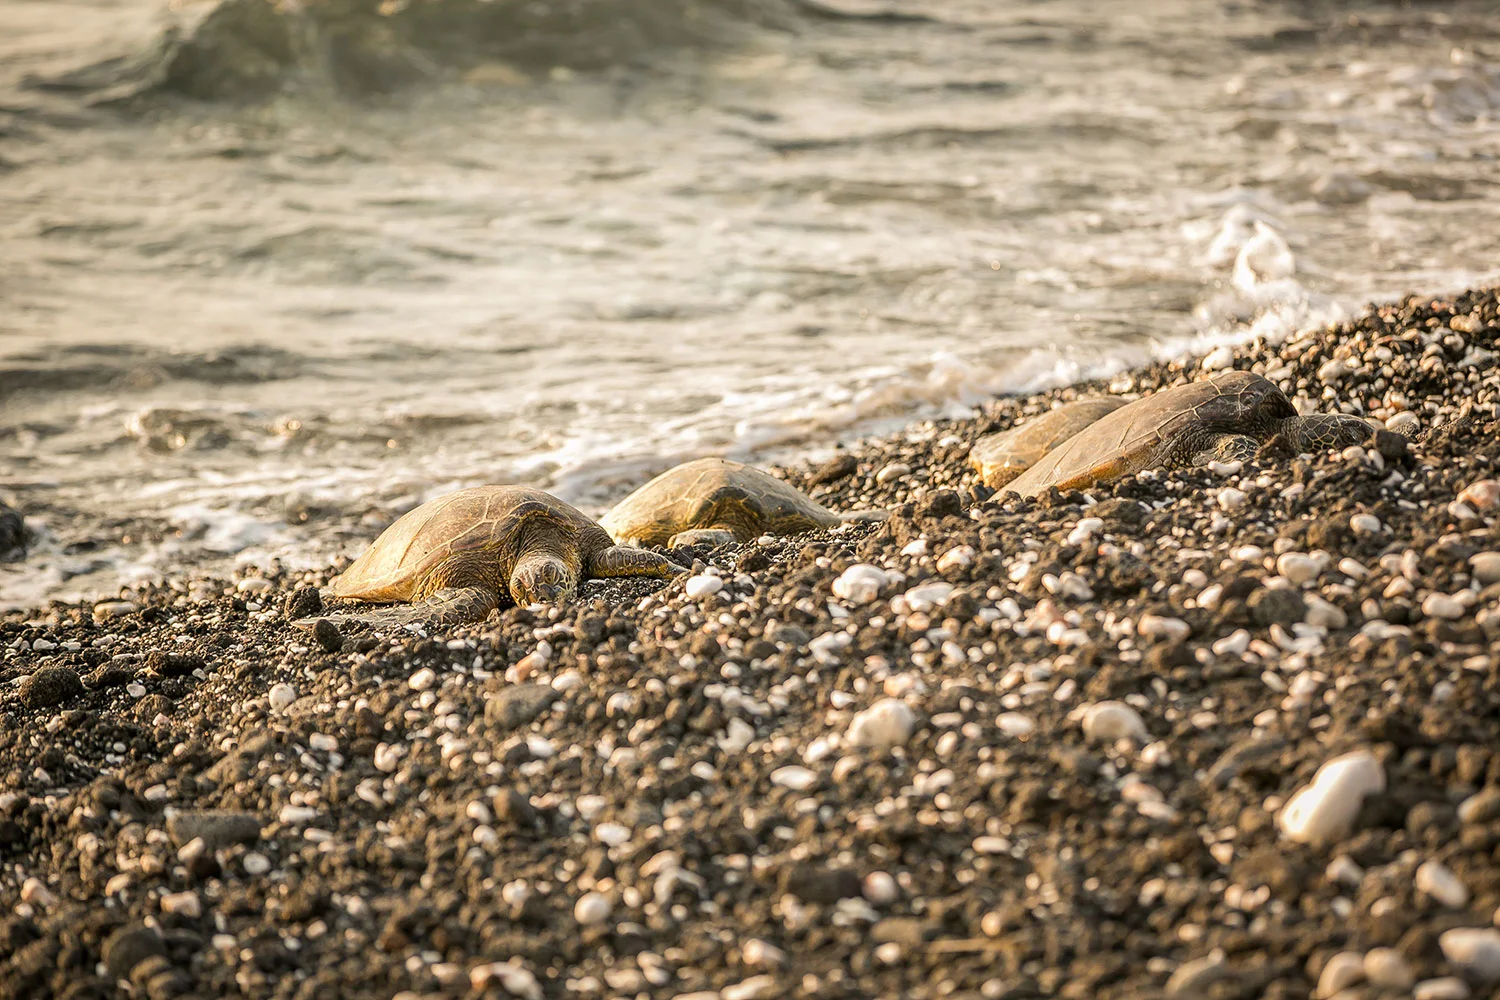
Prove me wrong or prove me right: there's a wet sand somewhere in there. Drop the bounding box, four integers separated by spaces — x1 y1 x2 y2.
2 287 1499 999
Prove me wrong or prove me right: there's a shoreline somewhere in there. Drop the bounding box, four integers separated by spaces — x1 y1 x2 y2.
3 286 1500 998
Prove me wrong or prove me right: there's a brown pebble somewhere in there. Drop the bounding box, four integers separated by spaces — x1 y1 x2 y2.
312 618 344 653
21 666 83 710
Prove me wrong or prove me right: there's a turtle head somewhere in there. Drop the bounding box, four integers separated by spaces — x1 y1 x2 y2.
510 555 576 607
1282 413 1377 453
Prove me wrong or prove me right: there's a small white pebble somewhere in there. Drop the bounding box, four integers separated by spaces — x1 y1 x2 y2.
742 938 787 968
278 805 317 825
1207 459 1243 477
685 575 725 600
1066 517 1104 545
1202 344 1235 371
1303 595 1347 629
160 891 201 918
770 766 818 791
996 712 1036 738
1081 701 1146 742
1457 479 1500 511
1470 552 1500 585
1350 513 1383 535
1385 410 1419 434
1278 749 1385 845
20 878 56 908
408 667 437 691
862 871 899 905
242 852 271 875
573 892 612 925
1413 977 1472 1000
832 565 889 605
876 462 912 484
1316 951 1365 998
1422 593 1465 620
1217 487 1247 510
936 546 975 573
1276 552 1322 586
268 683 297 712
846 699 917 749
1439 928 1500 982
1416 860 1470 908
593 822 631 847
1137 615 1190 641
1364 947 1414 992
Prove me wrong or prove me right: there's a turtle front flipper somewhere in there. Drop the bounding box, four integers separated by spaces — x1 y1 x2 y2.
589 545 689 581
1189 434 1258 466
1279 413 1376 452
296 585 502 630
668 528 740 548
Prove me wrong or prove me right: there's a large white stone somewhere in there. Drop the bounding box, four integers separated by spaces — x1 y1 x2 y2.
1278 749 1385 845
846 699 917 749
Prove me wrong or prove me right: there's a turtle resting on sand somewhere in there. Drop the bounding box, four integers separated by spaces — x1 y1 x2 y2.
302 486 687 628
1003 371 1378 498
601 457 887 549
969 397 1128 489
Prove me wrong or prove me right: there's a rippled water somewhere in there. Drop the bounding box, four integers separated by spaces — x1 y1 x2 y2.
3 0 1500 606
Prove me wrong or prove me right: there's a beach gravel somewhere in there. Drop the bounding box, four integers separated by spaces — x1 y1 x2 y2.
3 288 1500 998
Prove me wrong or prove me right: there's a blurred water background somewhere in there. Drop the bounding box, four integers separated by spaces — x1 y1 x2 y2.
2 0 1499 605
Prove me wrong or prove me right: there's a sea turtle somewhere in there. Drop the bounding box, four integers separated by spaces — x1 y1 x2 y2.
1002 371 1376 498
969 397 1129 489
601 457 886 549
304 486 687 628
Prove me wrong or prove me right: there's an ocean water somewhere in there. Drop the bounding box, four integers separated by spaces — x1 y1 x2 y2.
3 0 1500 606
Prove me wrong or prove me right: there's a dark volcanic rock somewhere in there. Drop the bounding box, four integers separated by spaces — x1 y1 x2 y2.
166 811 262 850
21 666 83 710
0 503 24 557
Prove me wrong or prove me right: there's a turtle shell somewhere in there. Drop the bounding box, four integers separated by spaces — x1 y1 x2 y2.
969 397 1128 488
600 457 838 546
1004 371 1294 497
331 486 604 602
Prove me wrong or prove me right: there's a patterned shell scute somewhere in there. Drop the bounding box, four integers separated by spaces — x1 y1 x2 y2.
601 457 837 545
970 397 1128 486
1005 371 1291 497
331 486 597 601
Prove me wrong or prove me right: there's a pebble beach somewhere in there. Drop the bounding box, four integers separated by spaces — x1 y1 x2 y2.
4 286 1500 1000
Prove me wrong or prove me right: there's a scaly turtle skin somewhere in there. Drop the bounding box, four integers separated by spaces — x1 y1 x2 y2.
601 457 886 549
969 397 1128 489
303 486 686 628
1003 371 1376 498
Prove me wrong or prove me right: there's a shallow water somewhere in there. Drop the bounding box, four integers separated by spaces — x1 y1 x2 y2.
3 0 1500 606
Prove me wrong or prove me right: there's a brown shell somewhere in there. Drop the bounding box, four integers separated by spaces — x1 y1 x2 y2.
330 486 606 601
600 458 839 546
969 397 1128 488
1004 371 1293 497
